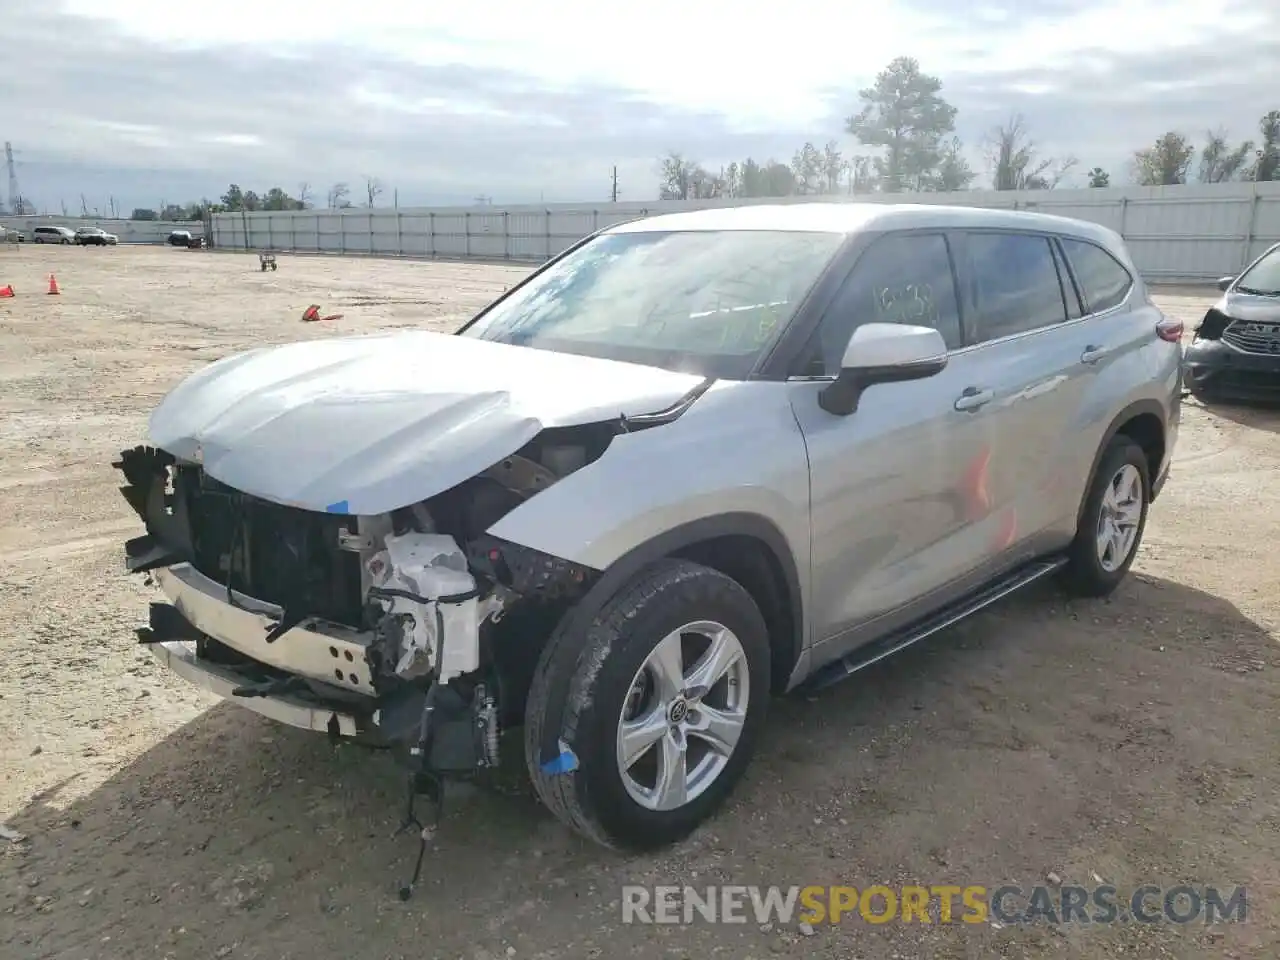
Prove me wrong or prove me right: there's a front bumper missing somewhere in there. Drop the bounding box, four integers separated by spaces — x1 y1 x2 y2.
142 561 380 739
1184 339 1280 401
141 567 491 753
154 562 377 695
147 638 361 736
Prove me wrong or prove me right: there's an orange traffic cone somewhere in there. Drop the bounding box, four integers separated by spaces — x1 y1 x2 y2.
301 304 320 322
47 274 60 295
0 284 13 298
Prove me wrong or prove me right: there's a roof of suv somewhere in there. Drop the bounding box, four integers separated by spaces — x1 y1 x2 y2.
608 201 1119 247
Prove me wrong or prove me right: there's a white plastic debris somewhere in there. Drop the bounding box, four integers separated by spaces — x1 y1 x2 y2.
367 532 485 682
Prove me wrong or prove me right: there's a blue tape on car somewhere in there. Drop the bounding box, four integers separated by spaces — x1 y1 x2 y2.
540 742 579 775
325 500 349 514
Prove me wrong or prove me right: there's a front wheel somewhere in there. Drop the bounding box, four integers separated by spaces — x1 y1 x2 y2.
1061 436 1150 597
525 559 771 850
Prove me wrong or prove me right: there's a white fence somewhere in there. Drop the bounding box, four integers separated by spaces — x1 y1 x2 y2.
0 216 203 244
210 181 1280 283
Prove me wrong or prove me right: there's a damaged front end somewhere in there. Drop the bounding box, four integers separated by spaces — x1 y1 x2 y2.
114 430 604 783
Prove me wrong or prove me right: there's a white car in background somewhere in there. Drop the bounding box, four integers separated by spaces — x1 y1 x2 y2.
32 225 76 244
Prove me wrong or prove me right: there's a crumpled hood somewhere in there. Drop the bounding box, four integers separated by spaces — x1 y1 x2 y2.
1219 290 1280 323
148 330 705 515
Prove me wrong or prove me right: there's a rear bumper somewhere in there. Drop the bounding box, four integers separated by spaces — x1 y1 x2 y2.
1184 339 1280 401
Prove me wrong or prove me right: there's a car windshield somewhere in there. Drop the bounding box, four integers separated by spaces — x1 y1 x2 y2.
1236 246 1280 296
457 229 846 378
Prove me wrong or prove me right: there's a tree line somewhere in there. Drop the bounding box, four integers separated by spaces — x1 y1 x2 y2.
129 177 389 221
657 56 1280 200
117 56 1279 217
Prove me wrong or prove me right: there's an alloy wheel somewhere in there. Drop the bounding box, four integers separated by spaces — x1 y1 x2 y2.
616 620 750 812
1096 463 1144 573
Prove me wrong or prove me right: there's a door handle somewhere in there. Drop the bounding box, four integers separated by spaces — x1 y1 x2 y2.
1080 344 1109 365
954 387 993 412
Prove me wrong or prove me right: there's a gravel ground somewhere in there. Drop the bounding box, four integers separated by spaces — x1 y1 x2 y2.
0 245 1277 960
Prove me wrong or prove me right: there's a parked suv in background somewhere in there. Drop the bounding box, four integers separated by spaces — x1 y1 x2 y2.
74 227 118 246
115 203 1181 860
31 225 75 244
1184 241 1280 403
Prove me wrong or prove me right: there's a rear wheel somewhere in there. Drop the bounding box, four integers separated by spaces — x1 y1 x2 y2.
1061 436 1150 597
525 559 771 850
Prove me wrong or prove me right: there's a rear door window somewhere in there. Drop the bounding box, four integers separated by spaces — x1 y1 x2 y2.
1059 238 1133 314
964 232 1068 344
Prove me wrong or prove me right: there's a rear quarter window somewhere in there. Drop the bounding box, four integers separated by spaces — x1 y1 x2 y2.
1059 238 1132 314
964 232 1068 343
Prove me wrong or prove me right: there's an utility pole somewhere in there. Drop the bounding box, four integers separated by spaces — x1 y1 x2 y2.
610 166 619 202
4 142 21 215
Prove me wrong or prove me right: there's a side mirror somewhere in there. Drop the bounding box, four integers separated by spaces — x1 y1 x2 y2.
818 322 949 416
1217 276 1235 292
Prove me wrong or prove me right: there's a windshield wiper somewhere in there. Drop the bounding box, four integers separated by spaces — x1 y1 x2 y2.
1235 285 1280 297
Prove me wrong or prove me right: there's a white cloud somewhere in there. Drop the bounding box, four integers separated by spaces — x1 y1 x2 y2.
60 0 1266 128
4 0 1277 210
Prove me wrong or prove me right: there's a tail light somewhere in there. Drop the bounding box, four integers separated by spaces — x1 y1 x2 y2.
1156 318 1184 343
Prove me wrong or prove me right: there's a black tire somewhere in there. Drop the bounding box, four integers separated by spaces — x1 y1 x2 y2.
524 558 771 850
1061 436 1151 597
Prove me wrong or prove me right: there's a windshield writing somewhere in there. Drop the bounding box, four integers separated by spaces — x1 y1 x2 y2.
458 229 845 378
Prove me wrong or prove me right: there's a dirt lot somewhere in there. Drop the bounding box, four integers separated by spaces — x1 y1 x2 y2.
0 244 1277 959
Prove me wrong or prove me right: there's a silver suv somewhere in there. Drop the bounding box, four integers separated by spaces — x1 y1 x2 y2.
31 225 75 244
115 202 1181 865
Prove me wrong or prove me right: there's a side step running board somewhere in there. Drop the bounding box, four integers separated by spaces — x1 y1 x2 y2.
800 557 1067 693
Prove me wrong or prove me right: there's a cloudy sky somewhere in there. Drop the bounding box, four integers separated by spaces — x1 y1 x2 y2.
3 0 1276 213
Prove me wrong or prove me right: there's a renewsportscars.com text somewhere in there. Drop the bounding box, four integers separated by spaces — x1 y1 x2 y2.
620 884 1246 926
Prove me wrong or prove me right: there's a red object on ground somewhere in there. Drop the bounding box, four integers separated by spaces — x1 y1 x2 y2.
302 305 345 322
47 274 60 295
0 285 13 298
